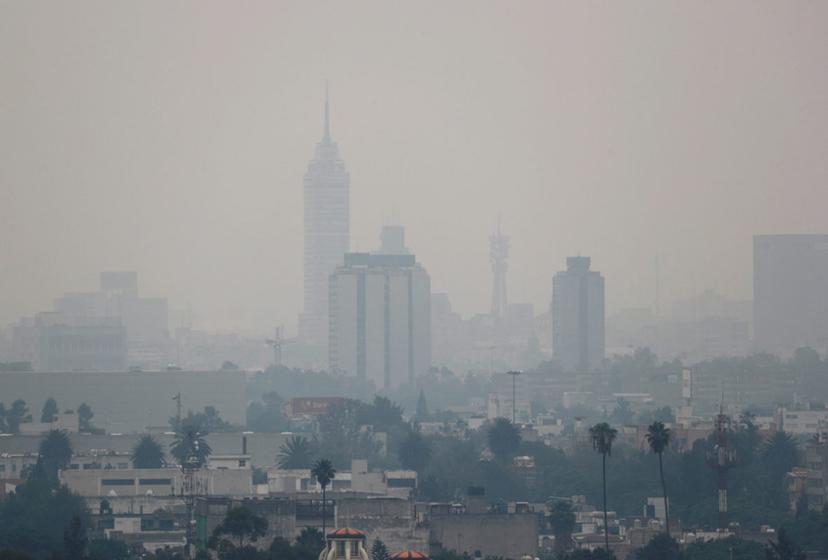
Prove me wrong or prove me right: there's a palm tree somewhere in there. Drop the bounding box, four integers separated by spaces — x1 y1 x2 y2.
645 421 671 534
132 435 166 468
171 424 212 468
589 422 618 555
278 435 314 468
311 458 336 535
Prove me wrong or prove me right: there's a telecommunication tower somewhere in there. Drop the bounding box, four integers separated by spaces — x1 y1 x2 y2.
709 401 735 530
266 326 296 367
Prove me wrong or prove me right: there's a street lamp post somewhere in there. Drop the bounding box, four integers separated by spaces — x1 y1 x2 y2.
506 370 523 424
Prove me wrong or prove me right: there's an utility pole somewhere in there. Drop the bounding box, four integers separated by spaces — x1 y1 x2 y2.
180 442 201 559
173 392 182 430
709 400 735 530
506 370 523 424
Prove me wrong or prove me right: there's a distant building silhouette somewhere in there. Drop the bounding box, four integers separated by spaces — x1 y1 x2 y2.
551 256 605 372
299 87 350 353
754 234 828 355
329 228 430 390
489 227 509 319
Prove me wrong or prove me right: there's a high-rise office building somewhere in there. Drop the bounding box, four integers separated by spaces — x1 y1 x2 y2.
490 228 509 319
299 88 350 351
329 236 431 390
754 234 828 355
552 256 605 372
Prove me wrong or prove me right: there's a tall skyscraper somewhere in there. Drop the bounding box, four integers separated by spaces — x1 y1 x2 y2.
489 227 509 319
552 256 605 372
299 88 350 351
754 234 828 355
329 229 431 390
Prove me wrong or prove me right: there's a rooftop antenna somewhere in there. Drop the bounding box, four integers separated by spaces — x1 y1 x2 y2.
324 81 331 141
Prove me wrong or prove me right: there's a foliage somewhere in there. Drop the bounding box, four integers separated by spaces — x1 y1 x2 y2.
77 403 95 432
0 475 88 559
633 533 682 560
40 399 58 424
6 400 30 433
765 527 806 560
278 436 315 469
317 401 383 469
311 459 336 489
62 515 87 560
562 549 617 560
294 528 324 558
131 435 166 469
684 536 764 560
212 507 267 548
547 500 576 556
170 406 236 433
246 392 289 432
782 506 828 555
645 421 671 531
398 429 432 473
170 424 212 468
371 539 390 560
39 430 73 481
486 418 520 462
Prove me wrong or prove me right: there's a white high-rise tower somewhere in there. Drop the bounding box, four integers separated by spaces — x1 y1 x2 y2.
299 87 350 352
489 226 509 319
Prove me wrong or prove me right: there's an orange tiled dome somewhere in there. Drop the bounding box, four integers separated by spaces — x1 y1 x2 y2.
390 552 429 560
326 527 365 539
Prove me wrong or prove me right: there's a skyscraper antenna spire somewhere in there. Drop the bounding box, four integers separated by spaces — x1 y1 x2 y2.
324 81 330 141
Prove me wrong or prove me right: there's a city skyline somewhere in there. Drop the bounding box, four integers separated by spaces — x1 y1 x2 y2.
1 2 827 334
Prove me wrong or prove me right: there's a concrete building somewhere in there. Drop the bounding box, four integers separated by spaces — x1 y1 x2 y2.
0 370 246 433
37 316 127 372
552 257 605 372
487 372 530 423
329 252 431 390
754 234 828 356
60 467 252 498
299 89 350 354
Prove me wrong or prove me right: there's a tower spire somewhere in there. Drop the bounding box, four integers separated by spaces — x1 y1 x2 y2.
324 81 330 141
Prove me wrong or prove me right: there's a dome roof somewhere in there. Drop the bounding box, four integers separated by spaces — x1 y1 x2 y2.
326 528 365 539
390 552 429 560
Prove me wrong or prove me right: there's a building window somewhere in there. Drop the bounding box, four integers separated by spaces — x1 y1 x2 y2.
101 479 134 486
336 542 345 557
350 542 358 556
139 479 173 486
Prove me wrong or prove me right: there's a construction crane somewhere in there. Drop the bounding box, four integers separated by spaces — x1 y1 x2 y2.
266 326 297 367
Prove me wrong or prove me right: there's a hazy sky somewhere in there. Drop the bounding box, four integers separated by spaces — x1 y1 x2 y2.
1 1 826 333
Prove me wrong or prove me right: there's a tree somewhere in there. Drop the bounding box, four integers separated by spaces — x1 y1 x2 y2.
547 500 576 557
684 536 764 560
132 435 166 468
371 539 390 560
63 515 87 560
0 551 34 560
589 422 617 555
7 400 29 433
278 436 314 469
416 389 429 420
645 421 671 533
40 398 58 424
398 430 432 473
311 459 336 535
765 527 806 560
487 418 520 462
634 533 682 560
77 403 94 432
40 430 73 481
212 507 267 548
171 424 212 468
295 528 325 559
0 403 7 433
88 537 130 560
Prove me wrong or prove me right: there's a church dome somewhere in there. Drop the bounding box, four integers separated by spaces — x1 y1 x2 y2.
326 528 365 539
390 552 429 560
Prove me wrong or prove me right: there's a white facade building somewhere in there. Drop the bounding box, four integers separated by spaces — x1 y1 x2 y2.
552 257 605 372
299 89 350 353
329 252 430 390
